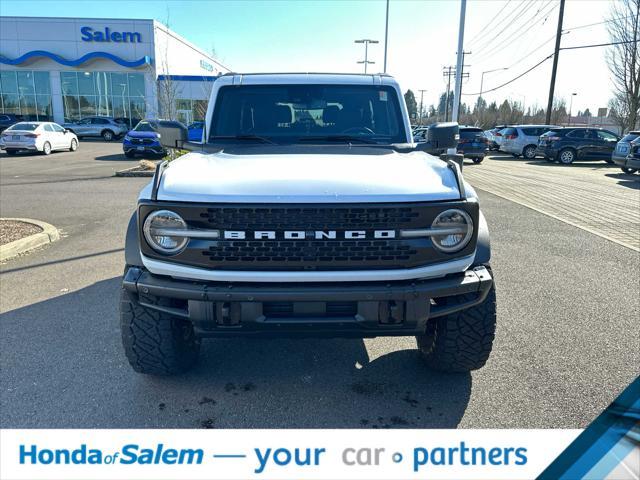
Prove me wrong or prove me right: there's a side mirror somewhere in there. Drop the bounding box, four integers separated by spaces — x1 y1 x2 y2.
427 122 459 150
64 128 70 134
415 122 459 155
157 123 188 149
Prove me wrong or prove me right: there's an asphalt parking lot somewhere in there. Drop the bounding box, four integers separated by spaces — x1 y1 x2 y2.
1 144 638 429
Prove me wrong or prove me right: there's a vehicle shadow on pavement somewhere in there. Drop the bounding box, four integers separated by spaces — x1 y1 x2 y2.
94 153 130 161
604 173 640 189
524 160 616 169
0 277 471 430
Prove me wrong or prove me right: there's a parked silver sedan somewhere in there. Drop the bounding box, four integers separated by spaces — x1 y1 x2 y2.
0 121 79 155
62 116 127 141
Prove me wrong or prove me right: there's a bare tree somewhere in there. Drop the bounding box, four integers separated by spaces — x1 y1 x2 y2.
156 10 179 121
607 0 640 131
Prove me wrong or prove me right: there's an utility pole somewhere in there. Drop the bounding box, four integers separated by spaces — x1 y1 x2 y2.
479 67 508 125
451 0 467 123
418 89 427 124
355 39 379 73
443 66 453 122
383 0 390 72
443 65 469 122
545 0 566 125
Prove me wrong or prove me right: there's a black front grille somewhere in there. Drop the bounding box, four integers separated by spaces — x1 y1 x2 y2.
203 240 416 263
131 138 154 145
199 206 419 230
139 202 479 271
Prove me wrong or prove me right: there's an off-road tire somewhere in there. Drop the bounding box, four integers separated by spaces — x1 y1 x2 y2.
120 289 200 375
416 283 497 372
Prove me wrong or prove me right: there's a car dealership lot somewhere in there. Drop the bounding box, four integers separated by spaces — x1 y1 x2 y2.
1 147 638 429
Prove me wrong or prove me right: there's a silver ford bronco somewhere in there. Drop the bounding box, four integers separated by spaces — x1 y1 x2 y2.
120 73 496 375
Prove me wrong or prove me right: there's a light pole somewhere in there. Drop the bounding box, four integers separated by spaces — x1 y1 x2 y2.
355 39 379 74
479 68 508 105
478 67 507 123
451 0 467 123
383 0 390 72
418 89 427 124
568 92 577 125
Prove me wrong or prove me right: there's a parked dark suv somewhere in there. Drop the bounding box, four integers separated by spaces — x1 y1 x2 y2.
0 114 23 133
536 127 620 165
457 126 488 163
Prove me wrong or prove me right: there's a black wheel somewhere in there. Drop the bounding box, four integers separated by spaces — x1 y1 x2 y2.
120 288 200 375
522 145 537 159
622 167 639 174
5 149 17 156
102 130 115 141
69 138 78 151
42 141 52 155
124 150 136 158
512 154 520 158
416 282 497 373
558 148 575 165
472 157 483 164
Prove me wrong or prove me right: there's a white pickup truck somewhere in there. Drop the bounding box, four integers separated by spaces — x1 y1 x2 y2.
120 73 496 375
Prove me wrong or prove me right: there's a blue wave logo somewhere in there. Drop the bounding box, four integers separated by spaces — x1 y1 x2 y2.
0 50 152 68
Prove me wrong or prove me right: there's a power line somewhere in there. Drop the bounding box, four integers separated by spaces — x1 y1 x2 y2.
472 0 557 64
469 0 539 56
560 39 639 50
461 54 553 95
474 0 553 58
465 0 513 46
562 15 633 32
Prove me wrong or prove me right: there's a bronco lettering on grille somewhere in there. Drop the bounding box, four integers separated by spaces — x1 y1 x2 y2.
222 230 396 240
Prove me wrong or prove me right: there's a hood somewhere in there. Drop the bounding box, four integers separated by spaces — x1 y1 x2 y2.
149 149 462 203
127 130 159 139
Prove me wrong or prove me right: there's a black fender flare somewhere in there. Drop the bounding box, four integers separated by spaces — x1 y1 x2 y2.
125 211 143 267
474 210 491 265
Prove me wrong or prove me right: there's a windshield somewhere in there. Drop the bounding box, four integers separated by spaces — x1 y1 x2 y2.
620 133 640 143
7 123 38 131
209 84 406 144
134 121 158 132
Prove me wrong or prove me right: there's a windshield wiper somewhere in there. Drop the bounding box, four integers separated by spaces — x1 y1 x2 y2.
298 135 381 145
209 135 276 144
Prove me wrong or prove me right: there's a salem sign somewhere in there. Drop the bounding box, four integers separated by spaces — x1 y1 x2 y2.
81 26 142 43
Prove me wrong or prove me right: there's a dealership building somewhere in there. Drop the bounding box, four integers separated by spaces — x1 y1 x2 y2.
0 16 230 126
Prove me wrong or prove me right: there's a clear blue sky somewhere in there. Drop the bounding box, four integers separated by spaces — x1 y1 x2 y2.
0 0 615 114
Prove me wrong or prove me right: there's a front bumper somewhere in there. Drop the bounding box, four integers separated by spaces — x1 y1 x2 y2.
122 265 493 338
123 143 165 155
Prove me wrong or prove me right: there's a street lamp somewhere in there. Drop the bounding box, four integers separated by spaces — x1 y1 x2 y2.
479 68 508 105
478 67 508 123
568 92 577 125
355 39 379 74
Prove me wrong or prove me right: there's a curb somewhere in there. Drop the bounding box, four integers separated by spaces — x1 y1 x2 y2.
114 166 155 177
0 218 60 262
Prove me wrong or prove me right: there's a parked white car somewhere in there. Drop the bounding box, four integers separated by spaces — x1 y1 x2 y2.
500 125 559 159
0 122 78 155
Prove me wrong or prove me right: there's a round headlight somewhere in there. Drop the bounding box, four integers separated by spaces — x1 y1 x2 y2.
431 209 473 253
143 210 188 254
